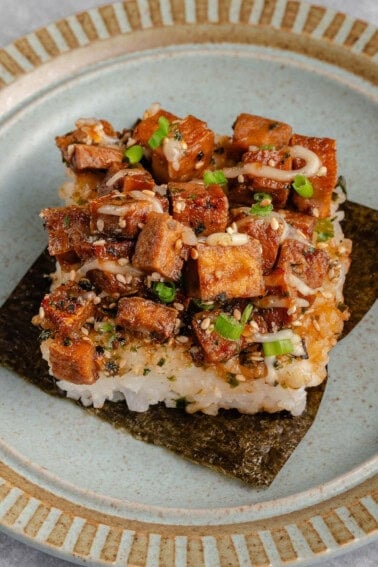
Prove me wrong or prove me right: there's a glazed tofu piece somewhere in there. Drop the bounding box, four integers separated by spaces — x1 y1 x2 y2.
132 212 185 280
168 182 228 236
241 147 292 208
279 209 316 239
134 110 214 183
74 239 134 263
192 310 242 363
98 163 155 195
86 270 141 297
41 282 95 336
232 114 292 151
290 134 337 218
70 144 124 171
235 215 285 274
48 338 98 384
55 118 118 162
116 297 178 342
40 205 90 257
276 239 329 291
88 193 167 239
185 239 265 300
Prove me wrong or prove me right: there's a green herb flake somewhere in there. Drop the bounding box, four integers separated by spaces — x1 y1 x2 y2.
63 337 72 347
63 215 70 228
143 368 151 376
175 397 188 410
157 357 166 367
167 375 176 382
226 372 240 388
203 170 227 187
99 322 114 333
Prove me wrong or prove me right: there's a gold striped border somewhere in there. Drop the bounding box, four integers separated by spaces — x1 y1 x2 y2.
0 462 377 566
0 0 377 89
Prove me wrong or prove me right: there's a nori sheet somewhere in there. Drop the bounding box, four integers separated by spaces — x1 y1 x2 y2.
0 201 376 486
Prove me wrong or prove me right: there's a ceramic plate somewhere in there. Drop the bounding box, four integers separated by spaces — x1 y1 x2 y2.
0 1 377 565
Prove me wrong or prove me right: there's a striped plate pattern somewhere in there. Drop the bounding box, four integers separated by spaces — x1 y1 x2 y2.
0 1 377 565
0 462 377 565
0 0 377 89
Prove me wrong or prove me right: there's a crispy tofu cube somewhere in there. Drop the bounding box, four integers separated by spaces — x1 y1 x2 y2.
88 193 165 239
185 240 265 300
236 215 285 274
71 144 124 171
276 239 329 290
40 206 90 257
74 239 134 262
116 297 178 342
87 270 140 297
98 163 156 195
232 114 292 150
56 118 117 162
241 147 292 208
168 182 228 236
132 212 185 280
290 134 337 218
192 310 241 363
41 282 95 336
133 110 214 183
279 210 316 239
49 338 98 384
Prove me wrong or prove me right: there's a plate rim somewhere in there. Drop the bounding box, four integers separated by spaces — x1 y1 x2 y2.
0 1 377 565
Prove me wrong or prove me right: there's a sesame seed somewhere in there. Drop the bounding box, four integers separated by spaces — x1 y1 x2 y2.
317 166 328 177
195 160 204 170
81 327 89 336
151 272 161 281
270 217 279 230
231 222 238 233
260 198 272 207
96 219 105 232
215 270 223 279
321 291 333 299
338 246 347 254
142 189 156 196
69 269 76 281
312 208 320 218
250 320 259 331
287 305 297 315
116 273 127 284
109 303 116 309
200 317 211 330
118 258 129 265
175 239 183 251
206 324 215 335
226 226 235 235
119 219 126 228
312 319 321 331
190 248 199 260
173 302 184 311
268 159 276 167
138 223 145 229
249 355 264 362
104 351 111 359
233 308 241 321
174 200 186 213
125 275 133 284
292 320 302 327
39 306 45 319
236 374 246 382
93 296 101 305
93 239 106 246
237 174 245 183
176 335 189 343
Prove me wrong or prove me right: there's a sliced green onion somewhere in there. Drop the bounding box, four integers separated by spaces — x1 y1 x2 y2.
148 116 170 149
249 192 273 216
240 303 253 325
192 299 215 310
214 313 244 340
124 144 144 164
263 338 294 357
152 281 176 303
315 218 334 242
203 170 227 187
98 322 114 333
260 144 275 150
214 303 253 341
292 174 314 198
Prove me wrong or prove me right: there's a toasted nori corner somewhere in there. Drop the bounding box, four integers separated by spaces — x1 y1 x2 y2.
0 201 376 486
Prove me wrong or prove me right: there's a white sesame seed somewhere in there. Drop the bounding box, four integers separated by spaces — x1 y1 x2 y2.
81 327 89 336
175 239 183 251
317 166 328 177
268 159 276 167
233 308 242 321
321 290 333 299
195 160 204 170
174 200 186 213
109 302 116 309
237 174 245 183
93 239 106 246
226 226 235 235
69 269 76 281
338 246 347 254
116 273 127 284
93 296 101 305
249 355 264 362
118 258 129 265
190 248 199 260
215 270 223 278
250 320 259 331
176 335 189 343
236 374 246 382
173 302 184 311
125 275 133 284
39 306 45 319
142 189 156 196
287 305 297 315
313 319 321 331
270 217 279 230
312 208 320 218
104 350 111 359
96 219 105 232
231 222 238 233
200 317 211 330
292 320 302 327
119 218 126 228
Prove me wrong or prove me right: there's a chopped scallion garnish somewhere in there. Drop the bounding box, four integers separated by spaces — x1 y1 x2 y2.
292 174 314 198
203 170 227 187
249 192 273 216
152 281 176 303
124 144 144 164
315 218 334 242
192 299 215 310
148 116 170 149
214 304 252 341
263 339 294 357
